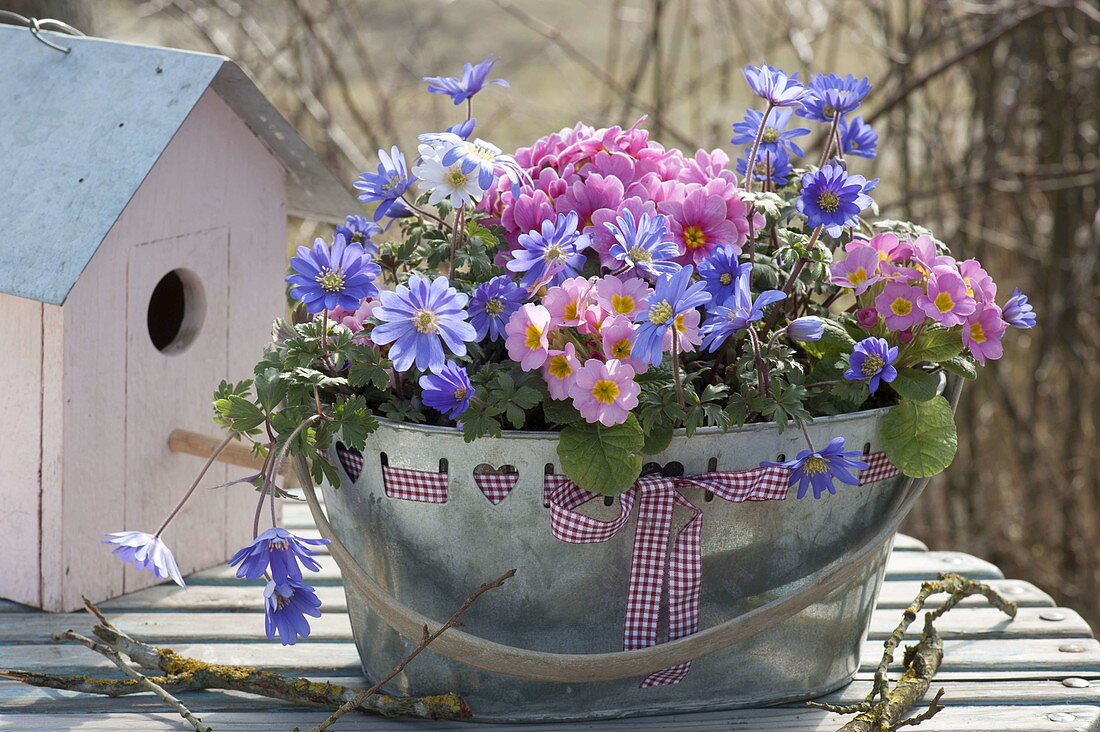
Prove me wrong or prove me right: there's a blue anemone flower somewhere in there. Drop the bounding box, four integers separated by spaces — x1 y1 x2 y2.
228 527 329 584
447 117 477 140
796 163 875 238
370 274 476 374
839 115 878 159
787 316 826 342
743 64 813 108
844 337 899 393
469 275 526 342
419 361 474 420
1002 288 1036 329
606 209 681 279
736 146 794 188
286 234 381 314
699 266 786 352
421 132 529 193
798 73 872 122
730 107 810 157
506 212 591 288
103 531 185 587
424 56 509 106
354 146 414 221
264 579 322 646
697 246 750 305
335 215 381 256
762 436 869 499
632 265 711 366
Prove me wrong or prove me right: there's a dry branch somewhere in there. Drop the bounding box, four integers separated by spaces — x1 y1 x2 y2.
809 572 1017 731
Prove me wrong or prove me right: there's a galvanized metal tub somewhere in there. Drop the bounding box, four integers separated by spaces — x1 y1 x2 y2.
305 405 928 722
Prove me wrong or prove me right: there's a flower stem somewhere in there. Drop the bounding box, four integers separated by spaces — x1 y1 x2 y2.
252 448 276 539
819 110 843 168
799 419 816 452
748 327 770 398
449 206 466 280
400 195 451 229
671 325 686 411
742 103 774 193
155 433 235 537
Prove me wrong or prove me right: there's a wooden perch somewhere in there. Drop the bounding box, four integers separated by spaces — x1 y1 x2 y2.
168 428 285 474
809 572 1018 731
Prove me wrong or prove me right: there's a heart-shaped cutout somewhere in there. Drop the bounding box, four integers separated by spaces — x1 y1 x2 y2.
473 464 519 505
335 442 364 482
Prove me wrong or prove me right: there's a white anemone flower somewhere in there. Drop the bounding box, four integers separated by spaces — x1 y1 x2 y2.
413 142 486 209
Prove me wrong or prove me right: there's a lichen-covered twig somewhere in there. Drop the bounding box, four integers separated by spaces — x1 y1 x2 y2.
307 567 517 732
50 629 212 732
0 597 472 727
808 572 1017 731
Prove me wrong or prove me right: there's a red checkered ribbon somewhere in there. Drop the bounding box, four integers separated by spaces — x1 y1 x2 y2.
543 453 899 687
473 470 519 505
380 464 448 503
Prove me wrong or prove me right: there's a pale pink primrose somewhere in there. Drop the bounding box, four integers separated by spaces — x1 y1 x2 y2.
875 282 926 332
829 245 882 295
542 342 581 400
595 274 652 320
920 266 977 326
958 258 997 304
569 358 641 427
663 308 703 353
543 276 597 328
600 314 648 374
504 303 553 371
962 303 1007 365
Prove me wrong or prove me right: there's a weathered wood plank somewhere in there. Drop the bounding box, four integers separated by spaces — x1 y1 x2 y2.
183 550 1005 586
96 578 1054 614
1 678 1096 714
2 638 1097 679
0 607 1088 645
0 706 1096 731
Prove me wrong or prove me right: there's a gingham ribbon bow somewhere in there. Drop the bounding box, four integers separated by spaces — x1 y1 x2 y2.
543 464 790 687
544 453 898 687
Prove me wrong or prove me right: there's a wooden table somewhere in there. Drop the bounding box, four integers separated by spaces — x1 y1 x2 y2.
2 503 1098 731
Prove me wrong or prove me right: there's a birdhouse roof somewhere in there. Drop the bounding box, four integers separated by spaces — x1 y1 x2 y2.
0 27 359 305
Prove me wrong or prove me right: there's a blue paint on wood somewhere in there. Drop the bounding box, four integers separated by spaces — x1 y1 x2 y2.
0 28 355 305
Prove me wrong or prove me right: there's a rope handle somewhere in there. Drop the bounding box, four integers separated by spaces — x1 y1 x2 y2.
299 378 963 682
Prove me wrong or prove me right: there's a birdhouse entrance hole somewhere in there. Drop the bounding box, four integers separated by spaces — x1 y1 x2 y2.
147 269 205 354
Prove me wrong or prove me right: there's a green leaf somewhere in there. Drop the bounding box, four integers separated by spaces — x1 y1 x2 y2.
254 367 289 411
800 319 856 361
889 368 940 402
557 415 644 495
880 396 958 478
901 326 963 366
641 423 674 455
542 395 582 425
941 355 978 380
221 395 266 432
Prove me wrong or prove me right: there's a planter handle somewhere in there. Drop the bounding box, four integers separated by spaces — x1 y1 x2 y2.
299 377 963 683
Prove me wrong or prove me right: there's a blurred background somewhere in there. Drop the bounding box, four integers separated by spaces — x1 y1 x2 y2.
10 0 1098 624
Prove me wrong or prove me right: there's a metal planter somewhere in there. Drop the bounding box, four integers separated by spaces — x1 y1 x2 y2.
316 406 922 721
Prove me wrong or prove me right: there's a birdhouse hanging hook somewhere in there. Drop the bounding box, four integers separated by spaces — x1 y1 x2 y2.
0 9 85 54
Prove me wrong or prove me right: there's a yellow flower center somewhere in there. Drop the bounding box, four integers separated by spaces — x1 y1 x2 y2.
611 339 632 359
484 298 504 316
524 323 544 350
445 165 469 188
818 191 840 213
269 539 289 552
413 309 439 334
847 268 867 286
564 300 580 321
861 354 885 376
933 291 955 313
548 353 573 380
544 244 567 263
648 300 673 325
591 379 620 405
683 225 707 250
761 127 780 144
627 245 652 264
823 104 837 118
610 293 635 315
719 272 733 285
674 313 688 334
803 456 829 475
453 386 469 401
890 297 912 316
471 145 496 162
315 267 346 293
969 322 987 344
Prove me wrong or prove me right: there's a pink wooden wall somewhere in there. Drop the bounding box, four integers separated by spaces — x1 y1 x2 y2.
0 88 287 611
